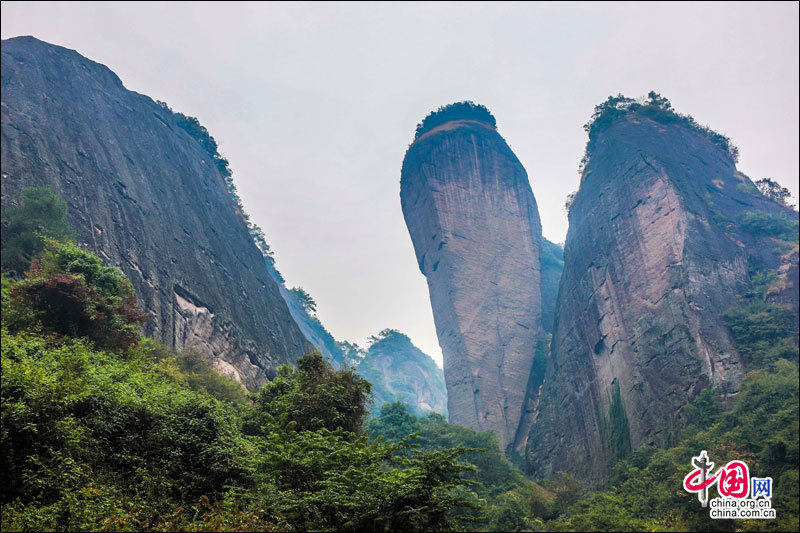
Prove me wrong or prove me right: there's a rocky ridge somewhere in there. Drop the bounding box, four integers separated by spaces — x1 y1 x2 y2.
400 104 547 450
526 107 798 482
1 36 311 388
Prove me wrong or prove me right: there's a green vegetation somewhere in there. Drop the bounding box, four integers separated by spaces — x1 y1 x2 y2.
738 210 799 242
368 402 559 531
724 300 798 367
358 329 447 416
543 360 799 531
336 340 367 368
5 239 148 352
756 178 795 209
288 286 317 315
414 101 496 140
2 244 482 532
579 91 739 174
1 186 74 276
564 191 577 213
605 381 632 465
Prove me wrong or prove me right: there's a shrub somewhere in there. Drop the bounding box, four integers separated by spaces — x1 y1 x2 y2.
5 240 148 352
414 101 496 140
579 91 739 174
1 186 74 276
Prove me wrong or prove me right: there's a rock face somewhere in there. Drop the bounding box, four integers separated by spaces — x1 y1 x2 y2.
540 238 564 334
401 105 545 450
1 36 311 388
526 112 797 482
358 330 447 416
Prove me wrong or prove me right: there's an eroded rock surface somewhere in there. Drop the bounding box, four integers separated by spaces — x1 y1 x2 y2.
1 37 311 388
527 114 797 482
401 113 545 450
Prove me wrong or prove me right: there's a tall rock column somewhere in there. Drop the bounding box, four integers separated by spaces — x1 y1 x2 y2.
527 103 796 483
400 103 544 450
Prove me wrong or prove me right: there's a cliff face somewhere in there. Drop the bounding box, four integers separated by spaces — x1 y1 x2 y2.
540 238 564 334
1 36 311 388
401 110 545 450
358 330 447 416
526 113 797 482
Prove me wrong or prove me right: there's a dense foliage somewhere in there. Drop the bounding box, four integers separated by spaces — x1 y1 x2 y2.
756 178 795 209
579 91 739 174
414 101 496 140
5 240 148 352
0 186 74 276
288 286 317 315
1 245 481 532
368 402 559 531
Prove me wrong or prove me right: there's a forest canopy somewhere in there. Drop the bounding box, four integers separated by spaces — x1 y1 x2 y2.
414 101 497 140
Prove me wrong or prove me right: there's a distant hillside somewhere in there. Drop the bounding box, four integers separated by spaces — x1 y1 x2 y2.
358 329 447 416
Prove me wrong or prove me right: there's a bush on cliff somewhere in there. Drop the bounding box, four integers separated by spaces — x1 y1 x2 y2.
414 101 496 140
579 91 739 174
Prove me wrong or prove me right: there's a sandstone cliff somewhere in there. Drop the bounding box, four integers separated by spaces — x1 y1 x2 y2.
1 36 311 388
526 97 798 482
540 238 564 334
358 329 447 416
400 102 545 450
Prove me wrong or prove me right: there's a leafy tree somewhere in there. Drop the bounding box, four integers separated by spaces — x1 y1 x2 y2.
756 178 795 208
579 91 739 174
5 240 148 352
336 340 367 368
289 286 317 315
368 328 408 346
252 351 372 435
564 191 577 213
1 186 74 276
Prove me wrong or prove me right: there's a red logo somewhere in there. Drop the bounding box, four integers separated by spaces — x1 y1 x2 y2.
684 451 750 505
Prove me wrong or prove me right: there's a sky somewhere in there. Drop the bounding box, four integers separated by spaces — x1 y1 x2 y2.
2 2 798 366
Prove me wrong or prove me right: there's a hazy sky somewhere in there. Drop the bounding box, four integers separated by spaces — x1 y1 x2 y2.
3 2 798 366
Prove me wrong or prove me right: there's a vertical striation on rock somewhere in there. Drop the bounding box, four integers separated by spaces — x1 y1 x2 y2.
400 102 545 450
540 238 564 334
527 98 798 483
1 36 311 388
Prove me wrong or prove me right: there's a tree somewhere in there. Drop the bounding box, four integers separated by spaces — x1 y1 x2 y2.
414 101 496 140
289 286 317 315
6 240 148 352
252 351 371 435
756 178 794 207
564 191 577 213
368 328 408 346
335 340 366 368
1 186 74 276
